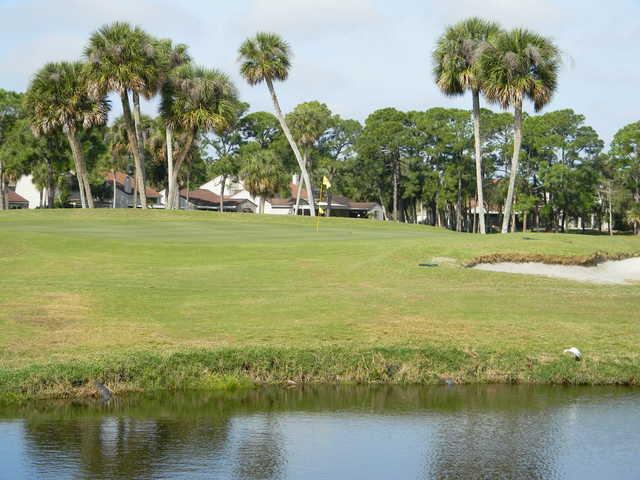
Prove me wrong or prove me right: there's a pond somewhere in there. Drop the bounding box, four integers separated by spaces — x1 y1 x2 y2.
0 385 639 479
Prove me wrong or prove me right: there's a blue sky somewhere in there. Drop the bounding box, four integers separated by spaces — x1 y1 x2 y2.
1 0 639 143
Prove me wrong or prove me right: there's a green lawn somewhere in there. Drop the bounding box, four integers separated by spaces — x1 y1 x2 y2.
1 210 639 398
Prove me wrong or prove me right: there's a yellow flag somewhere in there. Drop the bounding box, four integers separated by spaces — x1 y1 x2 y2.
318 207 325 215
322 176 331 189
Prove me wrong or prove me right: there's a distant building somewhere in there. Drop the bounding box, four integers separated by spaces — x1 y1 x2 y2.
5 190 29 209
14 175 47 209
196 174 384 219
177 188 257 212
104 172 162 208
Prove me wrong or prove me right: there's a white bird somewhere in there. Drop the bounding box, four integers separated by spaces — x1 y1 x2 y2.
563 347 582 361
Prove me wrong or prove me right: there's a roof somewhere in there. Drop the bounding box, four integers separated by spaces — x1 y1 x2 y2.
180 189 256 207
7 191 28 204
105 172 160 199
269 198 294 207
287 182 380 211
179 188 222 206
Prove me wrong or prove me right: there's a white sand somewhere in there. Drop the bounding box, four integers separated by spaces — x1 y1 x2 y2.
474 257 640 285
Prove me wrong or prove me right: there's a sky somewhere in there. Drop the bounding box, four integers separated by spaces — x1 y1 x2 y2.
1 0 639 143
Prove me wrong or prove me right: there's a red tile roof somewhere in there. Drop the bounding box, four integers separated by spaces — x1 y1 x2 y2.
8 191 28 204
179 188 222 205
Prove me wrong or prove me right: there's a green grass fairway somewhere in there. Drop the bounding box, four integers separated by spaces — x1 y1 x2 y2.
1 210 639 398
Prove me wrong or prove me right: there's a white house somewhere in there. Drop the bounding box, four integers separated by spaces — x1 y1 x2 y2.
198 176 291 215
197 174 384 219
14 175 46 209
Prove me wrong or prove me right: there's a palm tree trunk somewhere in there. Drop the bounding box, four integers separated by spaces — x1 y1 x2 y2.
219 174 227 213
472 195 477 233
121 91 147 209
294 158 306 214
65 129 92 208
456 173 462 232
80 163 93 209
501 97 522 233
132 92 147 169
259 196 265 214
265 78 315 216
47 161 54 208
392 158 399 222
0 160 5 210
132 172 138 208
186 157 191 209
608 183 613 236
166 126 175 209
378 191 387 221
170 130 195 211
112 169 117 208
132 91 148 208
472 89 486 234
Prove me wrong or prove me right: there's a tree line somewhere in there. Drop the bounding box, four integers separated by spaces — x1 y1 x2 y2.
0 20 638 233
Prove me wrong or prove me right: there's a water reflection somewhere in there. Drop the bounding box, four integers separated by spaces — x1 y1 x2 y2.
1 385 638 479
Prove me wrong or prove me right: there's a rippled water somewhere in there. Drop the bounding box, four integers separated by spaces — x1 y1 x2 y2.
1 385 639 479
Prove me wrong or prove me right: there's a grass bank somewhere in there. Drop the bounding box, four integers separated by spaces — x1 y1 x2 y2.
1 347 638 403
1 210 639 400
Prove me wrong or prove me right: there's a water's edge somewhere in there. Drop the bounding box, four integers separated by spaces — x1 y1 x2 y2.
2 346 639 404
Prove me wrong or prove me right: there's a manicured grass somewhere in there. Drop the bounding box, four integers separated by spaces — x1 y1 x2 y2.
0 209 639 399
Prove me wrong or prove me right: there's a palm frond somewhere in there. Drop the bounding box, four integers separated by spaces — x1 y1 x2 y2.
238 32 292 85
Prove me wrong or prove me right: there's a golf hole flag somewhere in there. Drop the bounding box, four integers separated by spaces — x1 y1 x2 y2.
322 176 331 189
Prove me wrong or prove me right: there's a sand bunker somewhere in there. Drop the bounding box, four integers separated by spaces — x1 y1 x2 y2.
474 257 640 285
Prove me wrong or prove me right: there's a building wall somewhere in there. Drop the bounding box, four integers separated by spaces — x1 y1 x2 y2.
14 175 42 209
263 204 291 215
114 188 131 208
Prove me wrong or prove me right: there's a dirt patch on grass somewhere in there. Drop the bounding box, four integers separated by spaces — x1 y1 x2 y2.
465 251 639 268
1 292 89 328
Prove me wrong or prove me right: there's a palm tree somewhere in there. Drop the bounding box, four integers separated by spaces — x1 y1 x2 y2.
161 65 238 209
287 101 332 214
154 40 190 210
480 29 560 233
240 150 287 214
627 205 640 235
25 61 109 208
238 32 316 216
433 17 500 234
84 22 157 208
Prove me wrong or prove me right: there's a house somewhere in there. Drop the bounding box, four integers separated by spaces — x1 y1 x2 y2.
198 177 289 215
197 174 384 219
14 175 48 209
104 172 162 208
177 188 256 212
289 176 384 219
5 190 29 209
